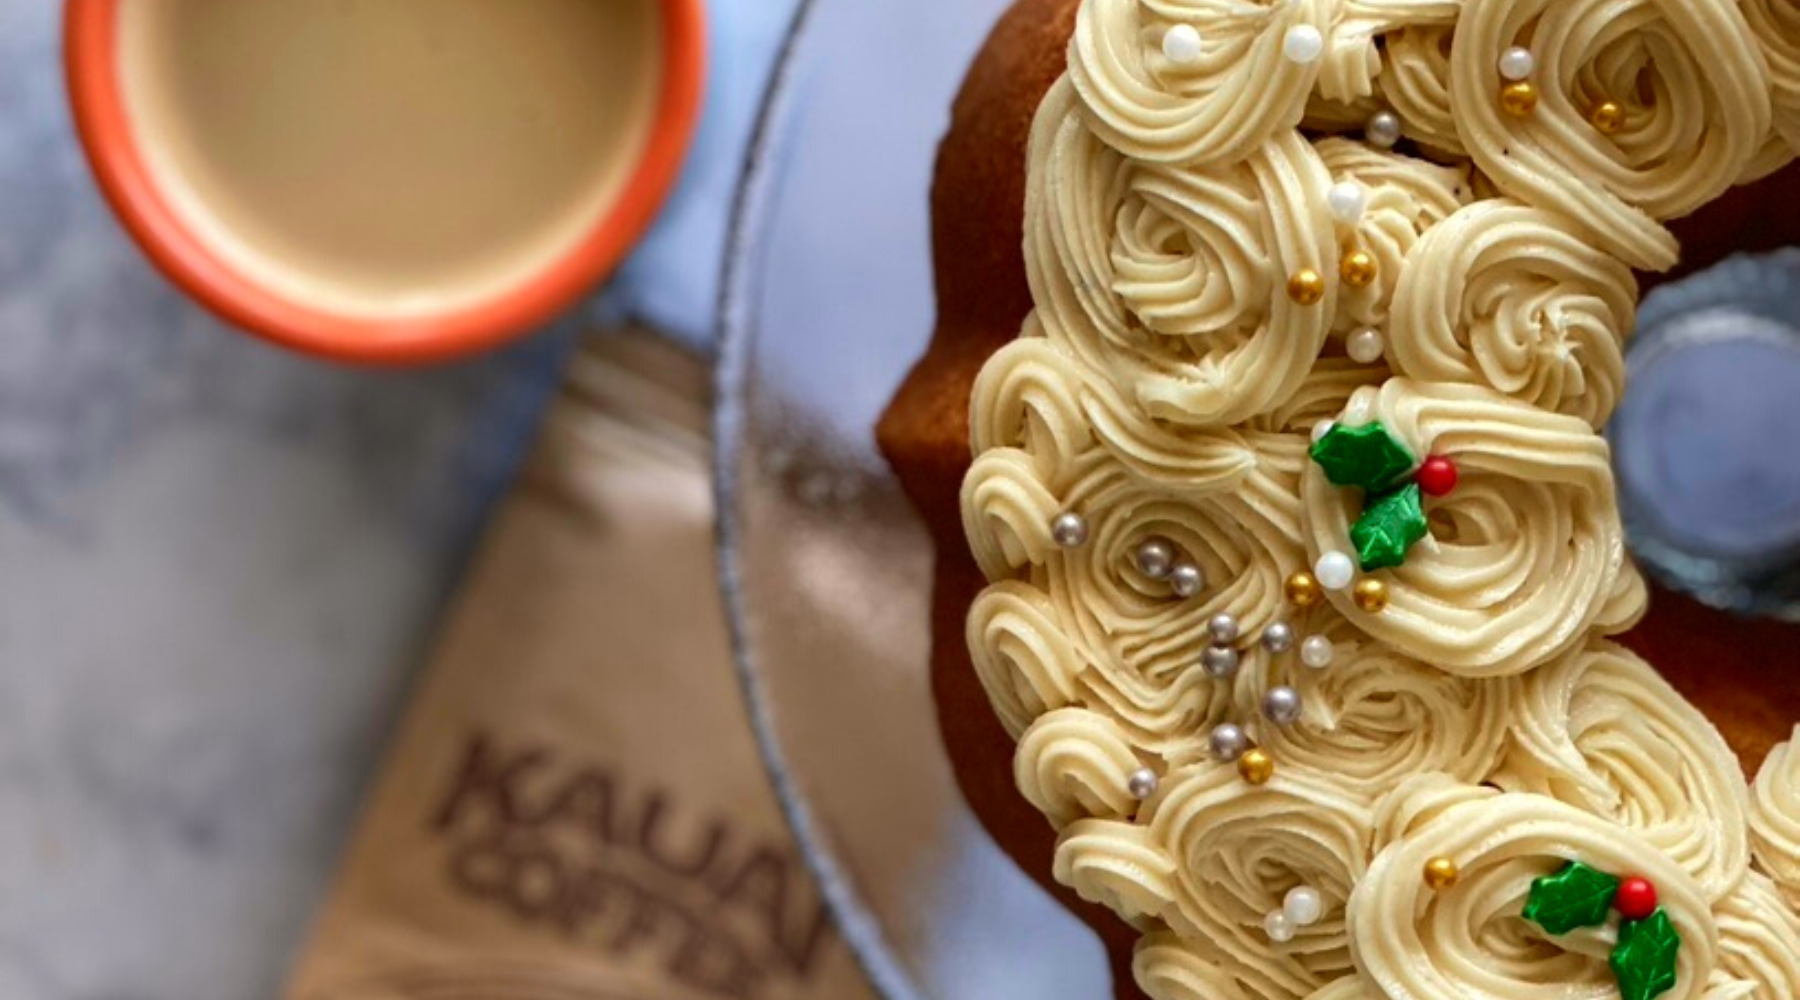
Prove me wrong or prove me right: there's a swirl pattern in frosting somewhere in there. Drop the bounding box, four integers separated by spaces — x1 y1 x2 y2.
1491 639 1750 899
1058 763 1372 1000
1028 79 1340 428
954 1 1798 997
1299 379 1626 676
1067 0 1332 165
1450 0 1772 271
1387 200 1636 426
1750 731 1800 908
1350 794 1721 1000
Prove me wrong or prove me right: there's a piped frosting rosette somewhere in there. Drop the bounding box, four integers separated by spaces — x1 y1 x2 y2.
1312 1 1461 107
1232 612 1514 805
1249 359 1390 437
1026 79 1339 429
1067 0 1333 165
1350 793 1721 1000
1134 932 1255 1000
1713 873 1800 1000
1015 707 1150 826
1317 139 1472 338
965 441 1303 750
1450 0 1773 271
1379 24 1463 157
970 335 1258 488
1388 200 1637 427
1492 639 1750 899
1300 379 1627 676
1742 0 1800 153
1750 731 1800 907
1057 764 1373 1000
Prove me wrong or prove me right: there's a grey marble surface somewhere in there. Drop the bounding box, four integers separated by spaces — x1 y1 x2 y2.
0 1 600 997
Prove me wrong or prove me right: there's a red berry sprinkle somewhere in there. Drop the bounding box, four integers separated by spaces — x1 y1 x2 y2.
1615 877 1658 922
1417 456 1459 497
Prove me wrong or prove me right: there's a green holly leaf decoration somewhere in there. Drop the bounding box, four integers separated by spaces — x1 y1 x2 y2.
1523 862 1621 936
1310 422 1416 494
1351 483 1428 571
1611 909 1682 1000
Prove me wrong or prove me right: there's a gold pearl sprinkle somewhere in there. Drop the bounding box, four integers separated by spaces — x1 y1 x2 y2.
1591 100 1626 135
1286 572 1323 609
1340 250 1378 290
1287 269 1327 306
1424 857 1462 891
1239 749 1276 786
1353 577 1391 614
1500 81 1540 118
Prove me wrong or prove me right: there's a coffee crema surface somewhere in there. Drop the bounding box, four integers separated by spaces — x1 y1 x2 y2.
120 0 661 319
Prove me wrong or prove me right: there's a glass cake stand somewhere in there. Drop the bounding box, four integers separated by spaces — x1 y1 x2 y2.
714 2 1113 999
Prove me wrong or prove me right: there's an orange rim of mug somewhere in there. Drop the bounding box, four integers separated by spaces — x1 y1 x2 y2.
64 0 707 365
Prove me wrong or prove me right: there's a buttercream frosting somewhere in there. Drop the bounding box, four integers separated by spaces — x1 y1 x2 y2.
957 1 1800 998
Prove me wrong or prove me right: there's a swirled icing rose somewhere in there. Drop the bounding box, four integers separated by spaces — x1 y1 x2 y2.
1714 873 1800 1000
1492 639 1750 899
1317 139 1473 339
1750 731 1800 908
1300 379 1626 676
1450 0 1772 271
1133 932 1255 1000
1016 707 1148 825
971 337 1258 487
1057 764 1372 1000
1380 25 1463 157
1388 200 1636 426
1350 794 1721 1000
1068 0 1333 165
965 437 1302 750
1027 79 1339 428
1232 613 1514 803
1743 0 1800 155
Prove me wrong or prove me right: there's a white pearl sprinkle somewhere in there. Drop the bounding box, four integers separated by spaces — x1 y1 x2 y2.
1301 635 1336 670
1163 23 1204 65
1265 910 1298 944
1315 552 1356 591
1128 767 1160 800
1285 886 1326 927
1312 420 1336 444
1283 25 1325 65
1326 181 1367 225
1499 46 1536 82
1347 328 1386 364
1367 110 1403 149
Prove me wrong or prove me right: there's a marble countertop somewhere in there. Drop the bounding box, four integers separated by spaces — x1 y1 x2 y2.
0 0 794 996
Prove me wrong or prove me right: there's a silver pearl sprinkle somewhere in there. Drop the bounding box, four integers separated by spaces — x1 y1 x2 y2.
1170 561 1205 598
1128 767 1160 800
1209 723 1251 762
1136 538 1176 580
1263 685 1305 725
1051 512 1089 549
1367 109 1403 149
1207 613 1241 645
1261 621 1296 655
1201 644 1241 680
